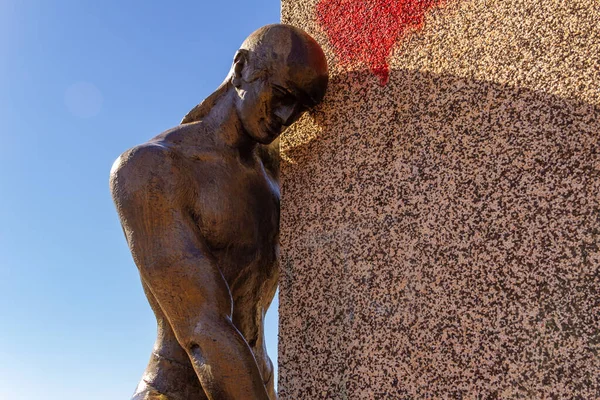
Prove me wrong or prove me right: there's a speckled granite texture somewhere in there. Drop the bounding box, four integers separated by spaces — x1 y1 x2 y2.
278 0 600 398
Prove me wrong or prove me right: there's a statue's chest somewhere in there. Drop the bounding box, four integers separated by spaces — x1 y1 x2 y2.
191 166 280 253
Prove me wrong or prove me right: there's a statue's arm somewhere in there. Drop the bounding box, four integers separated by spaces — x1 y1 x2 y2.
110 144 270 400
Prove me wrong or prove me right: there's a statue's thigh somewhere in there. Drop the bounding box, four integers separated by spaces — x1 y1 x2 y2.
232 302 273 383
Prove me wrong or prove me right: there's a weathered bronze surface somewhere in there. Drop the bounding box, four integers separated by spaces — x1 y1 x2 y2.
110 24 328 400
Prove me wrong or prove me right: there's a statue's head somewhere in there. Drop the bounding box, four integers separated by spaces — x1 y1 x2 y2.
231 24 328 144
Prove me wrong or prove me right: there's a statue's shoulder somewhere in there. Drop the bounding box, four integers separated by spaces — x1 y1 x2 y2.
109 141 181 202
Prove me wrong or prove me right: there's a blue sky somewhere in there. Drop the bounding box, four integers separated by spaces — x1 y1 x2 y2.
0 1 281 398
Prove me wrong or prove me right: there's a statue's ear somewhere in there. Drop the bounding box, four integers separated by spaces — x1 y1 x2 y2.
231 49 249 88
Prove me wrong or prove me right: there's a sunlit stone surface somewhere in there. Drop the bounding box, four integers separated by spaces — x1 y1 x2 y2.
279 0 600 398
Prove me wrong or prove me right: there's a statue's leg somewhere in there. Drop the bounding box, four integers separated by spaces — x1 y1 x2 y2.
262 350 276 400
254 315 276 400
232 303 277 400
132 281 207 400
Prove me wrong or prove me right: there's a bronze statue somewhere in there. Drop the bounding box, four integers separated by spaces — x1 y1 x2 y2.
110 24 328 400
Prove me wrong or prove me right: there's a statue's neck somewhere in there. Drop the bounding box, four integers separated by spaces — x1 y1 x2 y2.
197 90 256 155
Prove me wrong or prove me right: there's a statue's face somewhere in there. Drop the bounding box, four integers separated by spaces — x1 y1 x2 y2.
233 25 328 144
236 70 309 145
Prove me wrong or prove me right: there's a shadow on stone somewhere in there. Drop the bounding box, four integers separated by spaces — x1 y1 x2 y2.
278 67 600 398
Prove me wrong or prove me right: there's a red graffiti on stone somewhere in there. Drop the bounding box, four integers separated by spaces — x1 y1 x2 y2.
316 0 446 85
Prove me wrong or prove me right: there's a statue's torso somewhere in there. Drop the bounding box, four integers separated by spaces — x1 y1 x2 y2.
167 139 280 311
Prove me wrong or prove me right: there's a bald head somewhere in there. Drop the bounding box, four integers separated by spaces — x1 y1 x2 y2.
239 24 328 107
182 24 328 144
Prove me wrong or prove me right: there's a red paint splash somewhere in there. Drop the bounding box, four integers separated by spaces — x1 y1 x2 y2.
316 0 446 85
